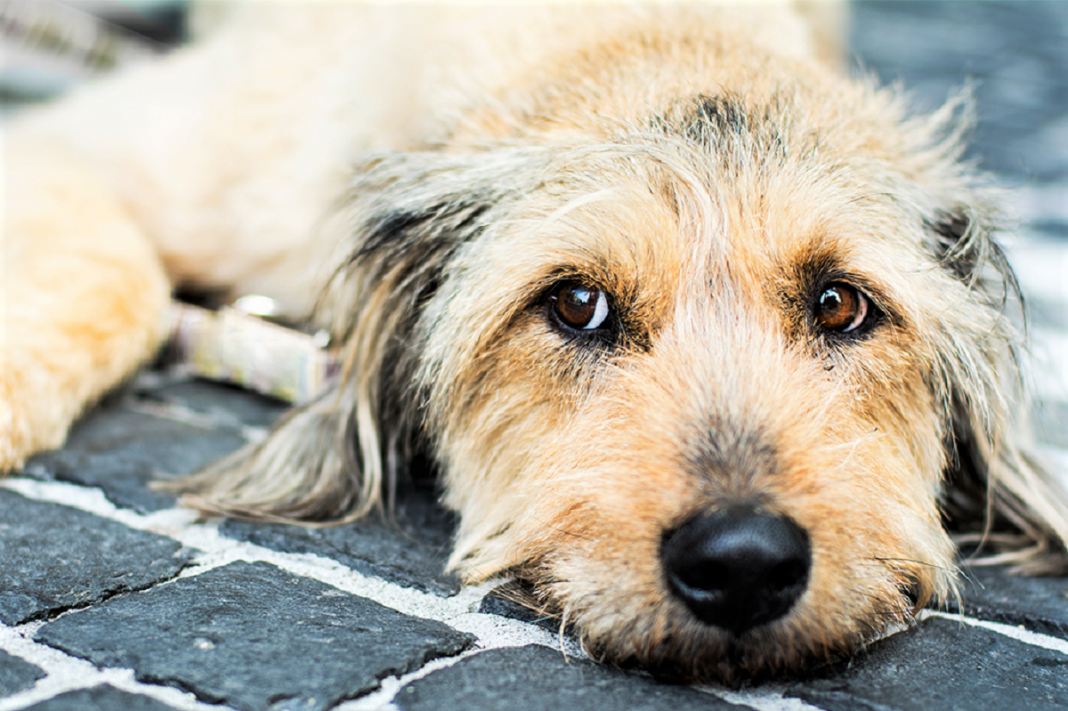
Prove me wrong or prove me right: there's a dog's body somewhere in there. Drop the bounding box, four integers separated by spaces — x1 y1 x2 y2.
4 2 1068 682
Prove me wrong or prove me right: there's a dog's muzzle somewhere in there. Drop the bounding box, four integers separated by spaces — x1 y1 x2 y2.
662 507 811 635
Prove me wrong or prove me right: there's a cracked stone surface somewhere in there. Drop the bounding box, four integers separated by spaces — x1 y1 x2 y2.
0 490 192 625
35 561 473 711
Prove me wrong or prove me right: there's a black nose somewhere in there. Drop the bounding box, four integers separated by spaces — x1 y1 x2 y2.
662 508 810 635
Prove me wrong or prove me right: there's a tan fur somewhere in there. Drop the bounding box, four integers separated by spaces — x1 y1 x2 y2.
4 2 1067 682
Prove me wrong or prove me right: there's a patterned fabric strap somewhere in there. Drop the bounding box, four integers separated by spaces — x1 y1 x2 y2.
168 299 337 404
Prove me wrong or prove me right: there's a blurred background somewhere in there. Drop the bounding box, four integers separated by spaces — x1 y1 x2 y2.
849 2 1068 466
3 0 1066 462
0 0 183 113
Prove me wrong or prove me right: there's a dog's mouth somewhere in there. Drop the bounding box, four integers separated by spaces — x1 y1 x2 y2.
497 513 924 684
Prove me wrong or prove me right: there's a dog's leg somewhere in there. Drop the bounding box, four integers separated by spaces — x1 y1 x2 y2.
1 136 170 471
2 4 418 471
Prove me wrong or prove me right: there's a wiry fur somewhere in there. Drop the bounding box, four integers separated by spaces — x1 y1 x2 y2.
4 2 1068 683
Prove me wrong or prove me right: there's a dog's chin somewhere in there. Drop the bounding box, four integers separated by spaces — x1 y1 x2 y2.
511 570 918 685
585 604 908 685
587 625 848 686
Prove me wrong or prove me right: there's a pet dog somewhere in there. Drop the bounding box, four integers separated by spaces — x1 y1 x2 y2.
4 2 1068 682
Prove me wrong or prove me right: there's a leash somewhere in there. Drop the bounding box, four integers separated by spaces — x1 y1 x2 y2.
167 297 338 404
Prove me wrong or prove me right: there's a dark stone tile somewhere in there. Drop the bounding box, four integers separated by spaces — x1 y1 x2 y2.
0 490 192 625
220 487 460 596
36 561 473 711
951 565 1068 639
394 645 747 711
787 616 1068 711
0 650 44 697
23 399 248 513
22 686 181 711
135 377 289 430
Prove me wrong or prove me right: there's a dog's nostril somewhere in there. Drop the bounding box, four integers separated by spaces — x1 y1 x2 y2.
767 560 807 593
662 508 810 636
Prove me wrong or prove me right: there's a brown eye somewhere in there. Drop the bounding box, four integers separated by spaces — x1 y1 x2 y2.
550 282 610 331
814 283 870 334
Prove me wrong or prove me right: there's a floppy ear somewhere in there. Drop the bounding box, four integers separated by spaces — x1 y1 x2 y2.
925 202 1068 573
172 147 549 523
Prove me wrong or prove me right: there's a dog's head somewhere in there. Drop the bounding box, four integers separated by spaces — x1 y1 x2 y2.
182 66 1060 681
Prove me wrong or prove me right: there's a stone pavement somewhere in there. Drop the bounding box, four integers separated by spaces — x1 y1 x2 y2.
2 2 1068 710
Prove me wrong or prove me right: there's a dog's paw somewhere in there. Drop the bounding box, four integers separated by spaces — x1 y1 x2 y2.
0 293 169 476
2 139 172 475
0 373 64 474
0 259 170 475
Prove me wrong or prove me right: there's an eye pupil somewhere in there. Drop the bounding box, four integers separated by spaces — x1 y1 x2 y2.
815 283 867 333
561 286 595 320
551 282 610 331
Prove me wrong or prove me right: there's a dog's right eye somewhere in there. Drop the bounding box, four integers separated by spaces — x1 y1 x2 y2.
813 282 873 335
548 282 611 332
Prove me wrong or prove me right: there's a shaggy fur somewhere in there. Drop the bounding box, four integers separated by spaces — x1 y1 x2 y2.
4 2 1068 682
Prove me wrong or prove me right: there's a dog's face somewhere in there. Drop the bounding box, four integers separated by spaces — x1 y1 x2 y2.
186 58 1023 682
396 94 1012 681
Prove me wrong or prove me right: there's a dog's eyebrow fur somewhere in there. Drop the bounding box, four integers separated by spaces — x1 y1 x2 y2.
357 201 492 262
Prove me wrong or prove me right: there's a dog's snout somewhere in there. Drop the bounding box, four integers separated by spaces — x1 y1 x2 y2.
662 508 810 635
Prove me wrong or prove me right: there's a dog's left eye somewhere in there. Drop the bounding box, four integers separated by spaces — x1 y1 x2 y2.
813 283 871 334
549 282 611 331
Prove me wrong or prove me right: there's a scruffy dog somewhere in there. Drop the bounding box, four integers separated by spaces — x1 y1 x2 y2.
4 2 1068 682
